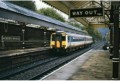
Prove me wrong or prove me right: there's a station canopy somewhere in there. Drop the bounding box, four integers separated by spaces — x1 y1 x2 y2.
44 1 111 27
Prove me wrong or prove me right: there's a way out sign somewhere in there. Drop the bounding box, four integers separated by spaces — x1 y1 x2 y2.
70 8 104 17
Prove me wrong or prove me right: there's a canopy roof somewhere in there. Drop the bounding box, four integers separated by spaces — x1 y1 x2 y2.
44 1 111 27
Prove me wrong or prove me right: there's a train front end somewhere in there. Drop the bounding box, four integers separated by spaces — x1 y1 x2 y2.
50 32 67 53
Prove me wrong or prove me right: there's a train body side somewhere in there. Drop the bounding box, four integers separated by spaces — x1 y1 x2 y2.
66 33 85 49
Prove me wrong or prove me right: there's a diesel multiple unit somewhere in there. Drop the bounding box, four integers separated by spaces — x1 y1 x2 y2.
50 31 93 53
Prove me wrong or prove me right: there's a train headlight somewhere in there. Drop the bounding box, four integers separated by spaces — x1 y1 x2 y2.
62 41 66 45
51 41 55 45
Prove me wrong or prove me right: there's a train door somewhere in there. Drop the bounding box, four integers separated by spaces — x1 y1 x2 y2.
55 34 62 48
68 36 71 48
84 36 86 46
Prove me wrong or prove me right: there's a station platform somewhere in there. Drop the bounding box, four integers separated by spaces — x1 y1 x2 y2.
0 47 50 58
41 49 112 80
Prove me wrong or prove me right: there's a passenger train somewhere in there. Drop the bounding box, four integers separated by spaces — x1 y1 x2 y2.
50 31 93 54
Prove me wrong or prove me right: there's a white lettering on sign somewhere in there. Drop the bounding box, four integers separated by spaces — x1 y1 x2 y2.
94 10 97 14
72 10 98 16
72 11 83 15
85 11 88 15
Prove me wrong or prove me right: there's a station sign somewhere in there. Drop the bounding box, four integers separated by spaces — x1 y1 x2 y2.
1 36 20 42
70 7 104 18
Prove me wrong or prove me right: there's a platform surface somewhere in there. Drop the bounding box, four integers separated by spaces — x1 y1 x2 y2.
0 47 50 57
42 49 112 80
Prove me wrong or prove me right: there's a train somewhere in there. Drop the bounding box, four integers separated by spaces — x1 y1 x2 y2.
50 31 93 54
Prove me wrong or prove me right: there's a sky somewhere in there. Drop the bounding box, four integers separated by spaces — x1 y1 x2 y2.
34 0 69 20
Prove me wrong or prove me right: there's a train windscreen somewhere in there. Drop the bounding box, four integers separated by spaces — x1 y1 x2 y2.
52 34 61 41
52 34 65 41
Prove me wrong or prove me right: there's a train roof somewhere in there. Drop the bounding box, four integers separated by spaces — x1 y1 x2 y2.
56 31 92 38
0 1 83 33
66 33 92 39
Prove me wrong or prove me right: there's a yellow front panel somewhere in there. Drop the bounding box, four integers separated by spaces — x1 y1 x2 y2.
56 41 60 48
51 41 55 45
62 41 66 45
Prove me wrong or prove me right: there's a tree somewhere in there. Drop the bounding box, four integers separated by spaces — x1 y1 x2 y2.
8 1 36 11
37 8 65 22
66 19 83 29
68 22 82 28
85 26 102 40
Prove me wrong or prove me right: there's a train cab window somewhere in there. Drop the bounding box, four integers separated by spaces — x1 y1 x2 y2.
56 35 61 41
62 36 65 41
52 34 62 41
52 35 56 41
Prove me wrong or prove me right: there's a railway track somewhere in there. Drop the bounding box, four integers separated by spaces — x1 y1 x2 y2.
0 49 51 71
0 49 52 78
0 42 104 80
